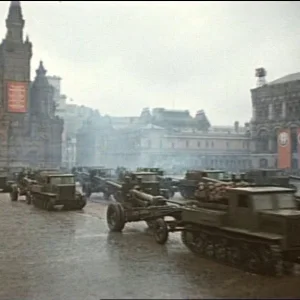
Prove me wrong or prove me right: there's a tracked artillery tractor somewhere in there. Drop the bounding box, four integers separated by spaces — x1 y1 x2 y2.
115 171 171 199
245 168 294 188
10 168 62 203
178 169 243 199
150 186 300 276
136 167 179 198
22 172 86 211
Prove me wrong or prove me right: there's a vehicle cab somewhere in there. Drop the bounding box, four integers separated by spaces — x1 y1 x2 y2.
225 186 300 252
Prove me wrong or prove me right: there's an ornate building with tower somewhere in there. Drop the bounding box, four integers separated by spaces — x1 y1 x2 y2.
250 68 300 169
0 1 63 169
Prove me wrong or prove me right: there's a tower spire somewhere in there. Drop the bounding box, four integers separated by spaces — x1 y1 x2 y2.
5 1 24 42
36 61 47 77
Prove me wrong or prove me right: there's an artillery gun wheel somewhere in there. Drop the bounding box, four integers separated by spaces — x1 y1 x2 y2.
32 195 38 207
76 196 87 210
106 202 125 232
25 192 32 205
82 184 91 198
153 218 169 244
10 188 18 202
145 220 156 230
45 197 55 211
86 189 92 198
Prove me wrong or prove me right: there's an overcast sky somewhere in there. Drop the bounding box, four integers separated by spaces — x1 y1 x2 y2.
0 1 299 125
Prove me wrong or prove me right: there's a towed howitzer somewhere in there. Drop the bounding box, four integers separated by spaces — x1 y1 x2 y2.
128 189 166 207
106 187 181 233
109 183 300 277
104 173 169 201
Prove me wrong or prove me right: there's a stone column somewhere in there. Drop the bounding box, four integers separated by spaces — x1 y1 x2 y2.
268 103 273 120
252 106 256 121
282 102 286 118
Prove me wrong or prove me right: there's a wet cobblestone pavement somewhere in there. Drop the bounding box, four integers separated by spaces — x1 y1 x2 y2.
1 193 300 299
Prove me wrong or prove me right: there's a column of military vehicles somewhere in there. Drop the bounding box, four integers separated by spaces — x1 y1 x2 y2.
103 167 300 276
7 168 86 211
2 165 300 276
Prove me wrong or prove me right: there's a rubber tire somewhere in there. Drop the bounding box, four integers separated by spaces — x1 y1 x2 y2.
77 198 87 210
10 189 18 202
26 192 32 205
106 202 125 232
86 188 92 198
146 220 156 229
153 218 169 245
46 199 54 211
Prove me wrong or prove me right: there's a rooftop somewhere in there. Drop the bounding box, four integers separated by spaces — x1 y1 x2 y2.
268 72 300 85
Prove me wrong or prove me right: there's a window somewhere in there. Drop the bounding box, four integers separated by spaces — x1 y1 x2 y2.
211 141 214 148
253 194 273 210
238 195 249 208
50 176 75 185
226 142 229 148
206 141 209 147
139 174 157 182
186 140 189 148
171 142 175 149
197 141 201 148
276 193 296 209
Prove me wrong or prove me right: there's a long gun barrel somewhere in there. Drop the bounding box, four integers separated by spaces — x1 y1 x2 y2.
106 180 122 189
202 177 229 184
129 189 166 206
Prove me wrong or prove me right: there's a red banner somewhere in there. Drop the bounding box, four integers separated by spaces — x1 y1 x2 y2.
297 128 300 168
6 81 28 113
277 129 291 169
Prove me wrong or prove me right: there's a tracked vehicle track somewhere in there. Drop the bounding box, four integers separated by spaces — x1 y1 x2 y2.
180 225 288 276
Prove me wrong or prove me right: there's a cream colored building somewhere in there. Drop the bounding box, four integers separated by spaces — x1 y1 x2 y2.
47 76 98 168
77 108 253 172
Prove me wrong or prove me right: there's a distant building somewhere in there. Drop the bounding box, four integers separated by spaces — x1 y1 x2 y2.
55 99 99 168
0 1 63 169
76 107 252 172
250 69 300 169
